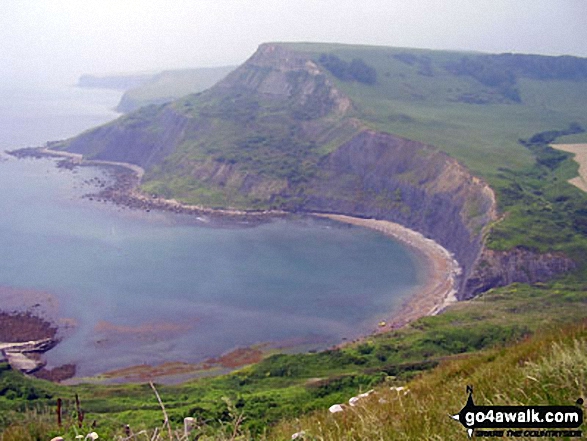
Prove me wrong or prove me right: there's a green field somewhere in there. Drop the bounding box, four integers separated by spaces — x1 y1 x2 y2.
284 43 587 178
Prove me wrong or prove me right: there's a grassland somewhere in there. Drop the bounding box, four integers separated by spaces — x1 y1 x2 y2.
284 43 587 179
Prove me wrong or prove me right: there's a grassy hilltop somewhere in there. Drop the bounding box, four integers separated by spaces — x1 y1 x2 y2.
3 43 587 439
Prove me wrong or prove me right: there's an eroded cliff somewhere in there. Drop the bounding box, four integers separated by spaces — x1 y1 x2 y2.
299 129 496 296
57 43 576 299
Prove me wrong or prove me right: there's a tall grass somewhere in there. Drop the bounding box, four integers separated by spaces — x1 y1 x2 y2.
270 321 587 440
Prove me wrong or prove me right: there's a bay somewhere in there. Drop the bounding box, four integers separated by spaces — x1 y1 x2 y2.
0 85 421 378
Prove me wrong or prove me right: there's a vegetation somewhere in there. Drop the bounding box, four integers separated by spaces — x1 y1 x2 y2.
487 124 587 257
270 320 587 440
317 54 377 85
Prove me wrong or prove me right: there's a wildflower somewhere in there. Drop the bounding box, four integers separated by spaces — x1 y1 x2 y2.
291 430 306 439
349 396 360 407
357 389 374 398
390 386 410 395
50 437 64 441
85 432 99 440
329 404 344 413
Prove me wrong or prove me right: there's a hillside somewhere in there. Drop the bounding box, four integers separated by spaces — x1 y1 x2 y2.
54 42 587 300
116 66 236 112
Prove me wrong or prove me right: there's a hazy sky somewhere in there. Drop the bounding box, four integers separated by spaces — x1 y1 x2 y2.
1 0 586 87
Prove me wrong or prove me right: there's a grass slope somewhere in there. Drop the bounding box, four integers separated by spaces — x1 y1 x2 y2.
271 319 587 440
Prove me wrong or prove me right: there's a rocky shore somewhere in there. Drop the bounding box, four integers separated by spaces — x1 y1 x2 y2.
0 311 60 375
0 285 77 382
8 147 288 224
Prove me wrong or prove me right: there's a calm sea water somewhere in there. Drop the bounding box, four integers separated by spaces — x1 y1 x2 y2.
0 85 421 378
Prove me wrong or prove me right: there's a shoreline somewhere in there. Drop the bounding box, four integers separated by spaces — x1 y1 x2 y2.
28 147 288 221
5 147 463 382
314 214 461 331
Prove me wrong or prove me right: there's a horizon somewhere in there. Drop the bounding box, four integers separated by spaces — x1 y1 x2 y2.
1 0 586 87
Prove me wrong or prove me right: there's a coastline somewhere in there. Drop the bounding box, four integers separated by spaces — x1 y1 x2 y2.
12 146 462 330
314 214 461 331
36 146 288 222
4 147 463 382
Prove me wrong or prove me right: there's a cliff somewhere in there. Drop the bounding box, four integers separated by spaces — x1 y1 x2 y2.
57 43 577 299
299 129 496 296
463 248 577 299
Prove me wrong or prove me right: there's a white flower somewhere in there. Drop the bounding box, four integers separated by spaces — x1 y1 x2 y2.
390 386 410 395
85 432 99 440
329 404 344 413
291 430 306 439
348 396 360 406
358 389 374 398
50 437 64 441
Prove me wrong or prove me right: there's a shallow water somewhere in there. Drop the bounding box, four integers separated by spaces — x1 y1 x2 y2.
0 86 421 377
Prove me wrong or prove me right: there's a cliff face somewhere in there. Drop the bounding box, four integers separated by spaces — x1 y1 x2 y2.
463 248 577 299
215 44 352 116
59 43 576 299
61 106 191 169
298 130 496 296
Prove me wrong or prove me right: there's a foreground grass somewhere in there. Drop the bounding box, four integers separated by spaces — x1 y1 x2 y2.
1 307 585 440
270 320 587 440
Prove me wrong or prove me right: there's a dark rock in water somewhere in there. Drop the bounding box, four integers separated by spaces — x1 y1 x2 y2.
0 311 58 342
0 311 59 375
33 363 76 382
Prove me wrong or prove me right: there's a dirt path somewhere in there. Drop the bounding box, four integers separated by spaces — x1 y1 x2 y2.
551 143 587 193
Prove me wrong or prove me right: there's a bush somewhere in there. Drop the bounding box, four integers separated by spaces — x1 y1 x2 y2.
318 54 377 84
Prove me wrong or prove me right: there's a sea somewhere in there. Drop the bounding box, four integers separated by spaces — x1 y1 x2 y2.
0 84 421 379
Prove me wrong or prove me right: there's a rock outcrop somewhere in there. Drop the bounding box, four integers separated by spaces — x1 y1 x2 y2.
462 248 577 299
0 338 56 373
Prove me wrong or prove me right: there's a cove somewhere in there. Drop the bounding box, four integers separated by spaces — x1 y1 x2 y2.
0 86 421 380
